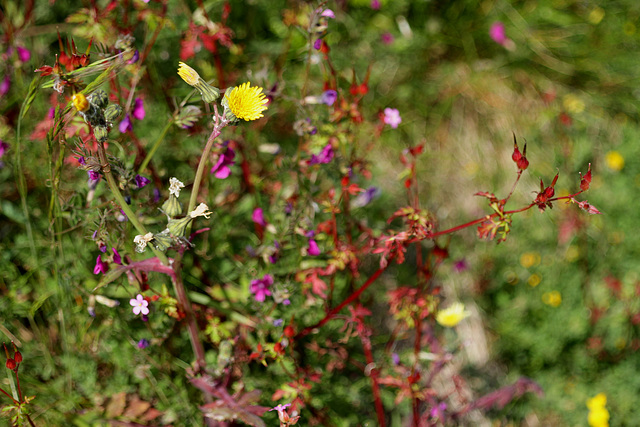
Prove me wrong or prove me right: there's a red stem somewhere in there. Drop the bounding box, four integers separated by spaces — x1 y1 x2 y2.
295 264 389 339
0 386 18 404
15 369 22 402
361 335 386 427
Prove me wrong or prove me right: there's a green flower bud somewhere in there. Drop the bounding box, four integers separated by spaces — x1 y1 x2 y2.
89 90 109 109
104 104 123 124
161 194 182 218
195 80 220 104
94 125 109 143
167 216 193 238
221 91 239 124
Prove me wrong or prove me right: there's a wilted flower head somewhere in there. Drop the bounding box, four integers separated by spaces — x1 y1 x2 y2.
223 82 268 121
133 232 154 253
436 302 470 327
189 203 212 219
168 177 185 197
383 108 402 128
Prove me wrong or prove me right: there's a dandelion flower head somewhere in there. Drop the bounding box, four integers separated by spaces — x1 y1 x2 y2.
224 82 268 121
436 302 470 327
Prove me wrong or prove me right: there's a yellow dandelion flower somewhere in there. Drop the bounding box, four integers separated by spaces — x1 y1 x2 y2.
177 62 220 103
177 62 200 86
520 252 540 268
605 151 624 171
563 94 585 114
436 302 470 328
587 393 609 427
587 393 607 410
527 273 541 287
542 291 562 307
223 82 268 121
588 7 605 25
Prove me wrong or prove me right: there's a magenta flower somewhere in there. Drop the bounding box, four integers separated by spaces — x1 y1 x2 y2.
210 145 236 179
310 143 334 165
132 98 145 120
308 239 320 256
321 89 338 106
16 46 30 63
381 32 394 45
490 22 508 45
112 247 122 265
250 274 273 302
0 76 9 97
137 338 150 349
270 403 291 412
252 208 267 227
383 108 402 128
130 294 150 316
0 140 9 159
371 0 381 10
93 255 109 274
313 39 322 50
119 114 133 133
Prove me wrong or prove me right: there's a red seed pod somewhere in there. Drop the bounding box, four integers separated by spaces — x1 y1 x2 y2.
14 351 22 364
5 358 16 370
284 325 295 338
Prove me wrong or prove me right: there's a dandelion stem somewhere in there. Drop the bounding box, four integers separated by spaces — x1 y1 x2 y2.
138 120 173 174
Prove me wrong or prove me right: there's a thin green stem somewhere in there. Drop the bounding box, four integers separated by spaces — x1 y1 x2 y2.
96 140 168 265
138 121 173 174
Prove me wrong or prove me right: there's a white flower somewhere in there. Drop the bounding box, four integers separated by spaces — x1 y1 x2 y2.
133 232 154 253
189 203 212 219
169 177 185 197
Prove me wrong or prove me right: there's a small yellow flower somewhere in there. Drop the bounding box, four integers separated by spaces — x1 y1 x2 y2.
542 291 562 307
223 82 268 121
563 94 585 114
177 62 200 86
605 150 624 171
527 273 541 287
72 93 90 112
520 252 540 268
177 62 220 103
587 393 609 427
436 302 470 328
588 7 605 25
587 393 607 410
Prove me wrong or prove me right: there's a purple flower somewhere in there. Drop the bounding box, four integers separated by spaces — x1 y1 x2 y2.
128 49 140 64
321 89 338 106
282 299 291 305
119 114 133 133
210 145 236 179
112 247 122 265
16 46 31 63
273 319 284 327
320 9 335 18
78 156 86 165
490 22 508 45
98 242 107 253
88 170 100 181
383 108 402 128
453 258 468 273
47 107 55 119
310 143 334 165
430 402 447 419
153 188 161 203
313 39 322 50
132 98 145 120
0 140 9 159
371 0 381 10
381 32 394 45
252 208 267 227
130 294 150 316
308 239 320 256
392 352 400 365
352 186 379 208
93 255 109 274
0 76 9 97
135 174 150 188
137 338 150 349
250 274 273 302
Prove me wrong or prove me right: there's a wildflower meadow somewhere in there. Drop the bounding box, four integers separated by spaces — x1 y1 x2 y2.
2 1 640 426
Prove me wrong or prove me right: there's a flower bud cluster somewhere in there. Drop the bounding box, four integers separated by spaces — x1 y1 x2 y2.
72 89 123 142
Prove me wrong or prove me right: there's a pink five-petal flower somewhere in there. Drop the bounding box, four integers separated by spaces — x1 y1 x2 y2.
383 108 402 128
250 274 273 302
130 294 150 316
